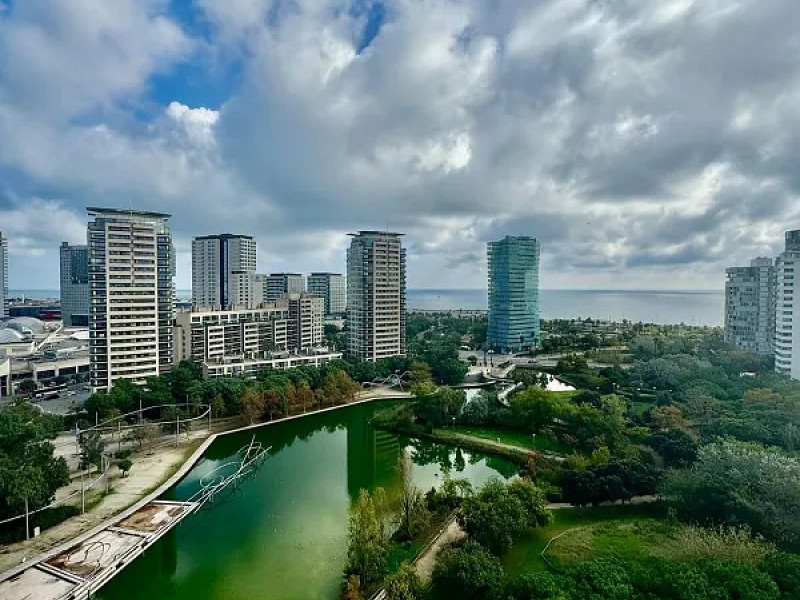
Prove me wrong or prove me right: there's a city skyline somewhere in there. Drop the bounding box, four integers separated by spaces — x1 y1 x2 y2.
3 3 800 292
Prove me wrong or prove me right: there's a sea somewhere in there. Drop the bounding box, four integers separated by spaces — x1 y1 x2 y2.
9 288 724 326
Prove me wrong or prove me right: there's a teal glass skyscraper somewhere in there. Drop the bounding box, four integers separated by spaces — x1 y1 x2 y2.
487 236 540 353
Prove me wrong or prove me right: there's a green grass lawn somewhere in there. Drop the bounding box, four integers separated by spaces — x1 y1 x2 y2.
501 504 663 574
449 425 570 455
502 503 774 574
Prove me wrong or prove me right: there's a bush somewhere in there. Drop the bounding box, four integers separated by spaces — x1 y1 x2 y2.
432 540 504 600
458 478 550 555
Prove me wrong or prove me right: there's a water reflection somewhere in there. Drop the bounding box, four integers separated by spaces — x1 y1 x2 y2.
97 401 517 600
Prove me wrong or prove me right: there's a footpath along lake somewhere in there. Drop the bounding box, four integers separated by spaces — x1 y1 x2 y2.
96 400 518 600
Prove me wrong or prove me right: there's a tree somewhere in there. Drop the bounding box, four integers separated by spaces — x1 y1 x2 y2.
161 405 190 436
322 369 360 406
211 394 226 419
511 387 569 432
562 460 661 507
651 405 690 431
384 564 425 600
458 478 533 554
663 441 800 547
467 355 478 366
79 430 106 472
415 387 466 427
432 540 504 600
572 389 602 408
117 458 132 477
343 574 363 600
346 489 388 584
648 428 698 468
396 453 430 541
506 479 552 529
460 392 490 425
0 401 69 518
411 361 433 384
240 387 265 425
18 378 36 394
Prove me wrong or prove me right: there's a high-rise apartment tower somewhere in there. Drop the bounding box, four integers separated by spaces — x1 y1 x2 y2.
0 232 7 319
346 231 406 362
60 242 90 326
192 234 257 309
487 235 540 353
724 257 776 356
776 231 800 379
88 207 175 391
307 272 346 316
264 273 305 302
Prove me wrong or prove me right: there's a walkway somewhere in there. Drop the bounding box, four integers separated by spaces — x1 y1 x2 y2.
414 517 465 583
0 393 410 577
0 500 197 600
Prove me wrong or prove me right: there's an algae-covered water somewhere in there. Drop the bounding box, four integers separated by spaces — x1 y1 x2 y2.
96 401 517 600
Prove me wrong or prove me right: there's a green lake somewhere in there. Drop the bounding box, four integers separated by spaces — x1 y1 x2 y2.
96 400 518 600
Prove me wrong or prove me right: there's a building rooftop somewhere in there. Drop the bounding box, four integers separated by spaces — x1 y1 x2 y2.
349 231 405 237
193 233 254 240
87 206 171 219
0 328 26 344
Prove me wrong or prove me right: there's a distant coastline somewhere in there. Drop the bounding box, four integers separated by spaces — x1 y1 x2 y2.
9 288 723 326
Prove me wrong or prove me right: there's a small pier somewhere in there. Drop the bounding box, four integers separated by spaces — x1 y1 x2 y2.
0 435 269 600
0 500 197 600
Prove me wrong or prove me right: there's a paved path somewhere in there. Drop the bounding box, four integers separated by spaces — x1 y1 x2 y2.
436 430 565 462
0 394 410 575
414 518 466 583
0 427 214 573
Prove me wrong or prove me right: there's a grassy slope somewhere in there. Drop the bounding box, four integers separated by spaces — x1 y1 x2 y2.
448 425 570 455
502 504 664 574
502 504 774 574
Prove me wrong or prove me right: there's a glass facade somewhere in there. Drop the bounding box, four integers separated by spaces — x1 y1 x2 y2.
487 236 540 353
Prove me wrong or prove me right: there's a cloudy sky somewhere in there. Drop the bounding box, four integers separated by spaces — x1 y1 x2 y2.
1 0 798 291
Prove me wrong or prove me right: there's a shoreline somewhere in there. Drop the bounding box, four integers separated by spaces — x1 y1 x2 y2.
0 392 412 583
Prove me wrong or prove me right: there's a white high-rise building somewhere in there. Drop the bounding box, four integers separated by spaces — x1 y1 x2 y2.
0 232 7 319
60 242 90 327
776 231 800 379
288 292 324 351
307 272 346 316
88 207 175 391
265 273 305 302
346 231 406 362
724 257 776 356
192 234 257 309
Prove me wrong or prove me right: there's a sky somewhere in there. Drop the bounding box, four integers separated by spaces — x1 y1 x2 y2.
1 0 799 291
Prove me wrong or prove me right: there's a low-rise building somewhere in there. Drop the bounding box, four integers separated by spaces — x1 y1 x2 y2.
173 295 336 378
0 354 10 397
203 350 342 379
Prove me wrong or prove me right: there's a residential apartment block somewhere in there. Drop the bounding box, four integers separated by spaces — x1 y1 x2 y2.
264 273 305 302
192 234 257 309
487 235 540 353
346 231 406 362
307 272 346 316
60 242 90 326
88 207 175 391
0 232 7 319
724 257 776 356
173 295 337 378
776 231 800 379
